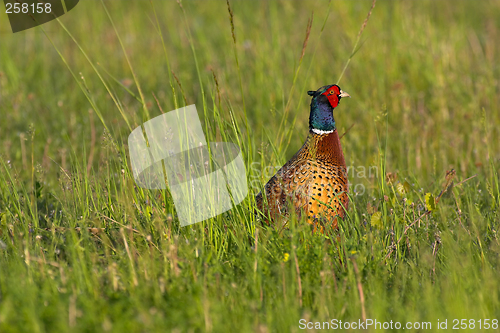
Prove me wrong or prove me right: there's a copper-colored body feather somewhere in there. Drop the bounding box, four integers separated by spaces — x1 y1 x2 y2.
255 130 348 232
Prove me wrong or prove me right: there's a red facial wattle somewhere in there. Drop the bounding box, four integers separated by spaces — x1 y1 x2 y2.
322 86 341 108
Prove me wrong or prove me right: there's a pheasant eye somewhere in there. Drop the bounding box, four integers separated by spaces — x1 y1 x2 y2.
329 90 335 95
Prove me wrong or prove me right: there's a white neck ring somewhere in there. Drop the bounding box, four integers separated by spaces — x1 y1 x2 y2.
311 128 335 135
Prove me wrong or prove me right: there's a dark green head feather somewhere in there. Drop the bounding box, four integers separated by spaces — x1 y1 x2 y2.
308 84 348 132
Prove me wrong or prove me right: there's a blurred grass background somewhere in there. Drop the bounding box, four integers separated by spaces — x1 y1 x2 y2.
0 0 499 331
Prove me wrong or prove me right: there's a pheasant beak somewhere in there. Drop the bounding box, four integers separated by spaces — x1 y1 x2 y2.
339 90 351 98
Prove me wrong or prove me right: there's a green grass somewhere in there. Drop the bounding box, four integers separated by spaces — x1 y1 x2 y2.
1 0 500 331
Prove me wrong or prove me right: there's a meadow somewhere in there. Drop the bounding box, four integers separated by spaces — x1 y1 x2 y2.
0 0 499 331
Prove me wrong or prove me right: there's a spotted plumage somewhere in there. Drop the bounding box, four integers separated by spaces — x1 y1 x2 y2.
255 84 350 232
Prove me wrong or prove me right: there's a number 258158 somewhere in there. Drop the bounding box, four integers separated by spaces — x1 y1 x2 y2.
5 2 52 14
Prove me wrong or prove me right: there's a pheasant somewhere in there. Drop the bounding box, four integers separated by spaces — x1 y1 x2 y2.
255 84 350 232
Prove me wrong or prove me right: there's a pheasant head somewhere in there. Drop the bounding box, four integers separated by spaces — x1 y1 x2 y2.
307 84 350 134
